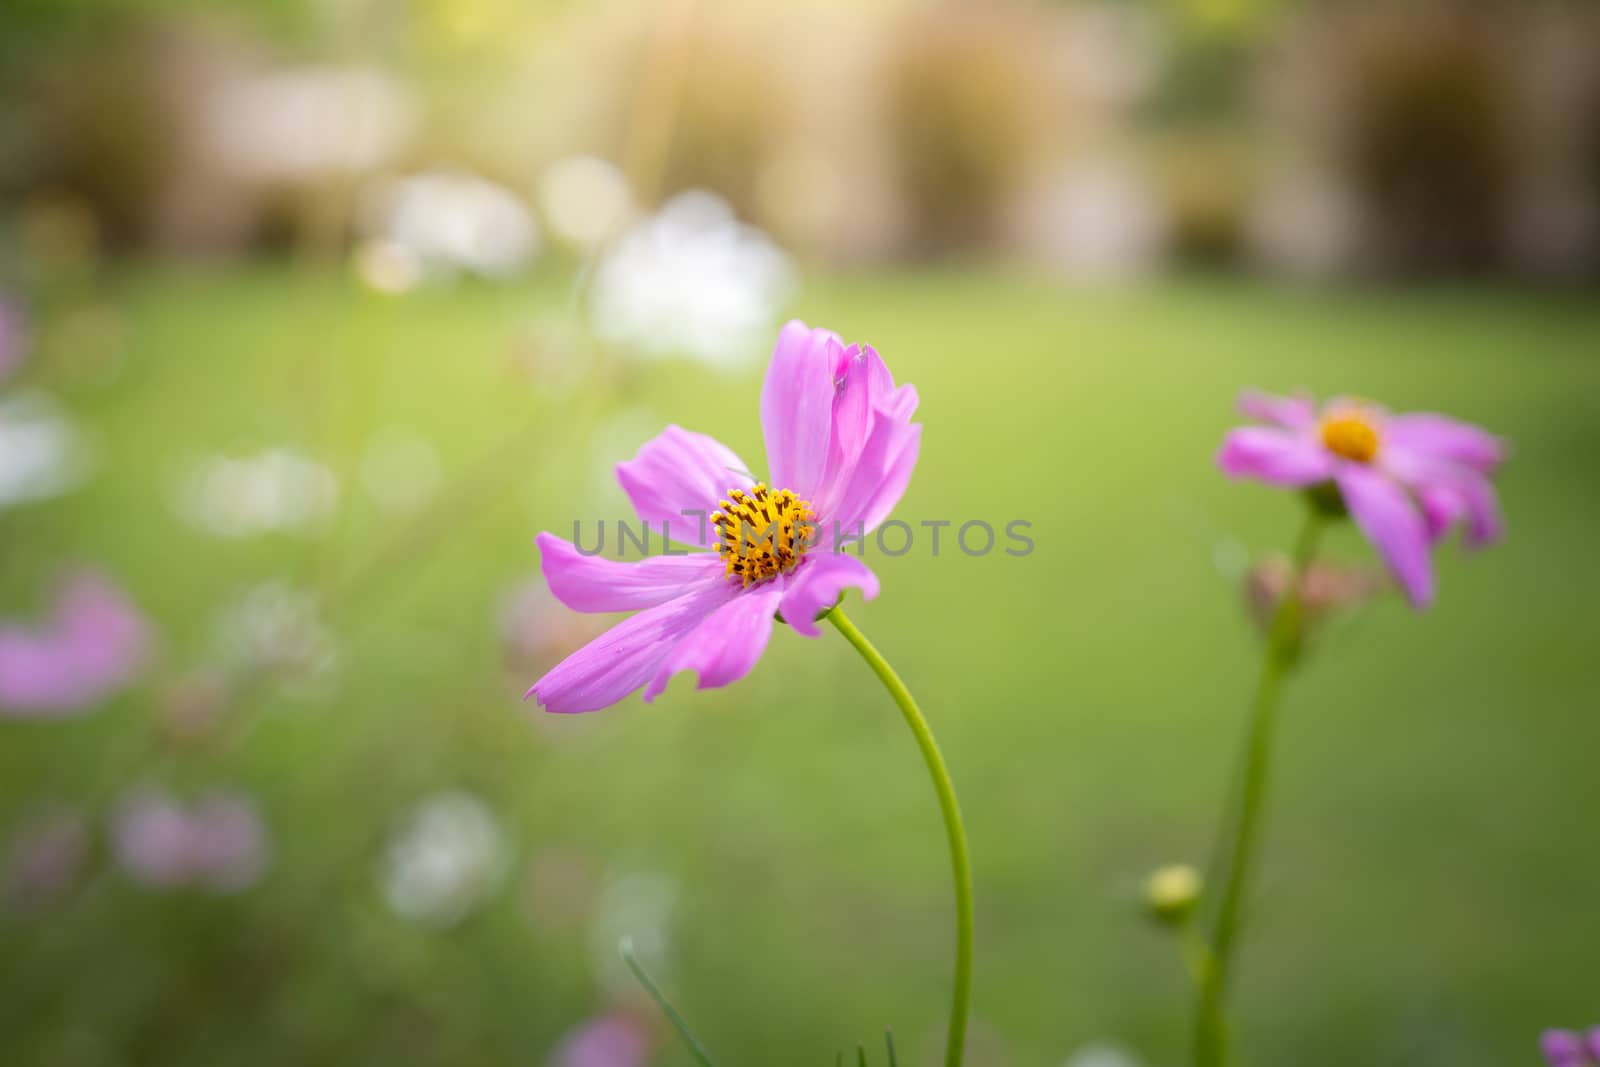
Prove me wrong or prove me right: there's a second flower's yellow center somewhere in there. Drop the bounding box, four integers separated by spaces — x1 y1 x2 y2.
1320 410 1380 463
711 483 815 587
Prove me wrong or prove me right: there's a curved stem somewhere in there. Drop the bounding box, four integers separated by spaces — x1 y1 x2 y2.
828 606 973 1067
1193 511 1322 1067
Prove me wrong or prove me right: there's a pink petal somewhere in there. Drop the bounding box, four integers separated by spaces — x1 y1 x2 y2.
54 574 150 692
1217 427 1337 487
1238 390 1316 430
0 631 77 713
1417 485 1468 545
827 409 921 536
527 581 736 713
615 426 751 548
1453 473 1504 548
1336 465 1434 608
815 343 873 518
1540 1030 1586 1067
554 1014 650 1067
1382 449 1505 550
536 532 724 613
761 321 840 500
780 554 880 638
1383 413 1505 472
642 579 785 701
814 343 916 519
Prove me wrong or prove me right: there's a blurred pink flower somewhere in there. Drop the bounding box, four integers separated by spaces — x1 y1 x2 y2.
0 297 27 382
5 809 89 908
551 1013 651 1067
1218 391 1506 606
0 572 152 716
1542 1028 1600 1067
528 321 920 713
112 787 270 893
501 579 603 670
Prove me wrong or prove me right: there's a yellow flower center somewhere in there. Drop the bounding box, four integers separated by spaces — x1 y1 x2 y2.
1320 410 1380 463
711 483 815 587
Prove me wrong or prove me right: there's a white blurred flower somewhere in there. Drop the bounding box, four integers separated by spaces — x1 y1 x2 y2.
214 581 337 690
112 787 270 893
538 156 634 248
1064 1040 1145 1067
590 870 678 995
0 391 89 509
352 239 425 294
203 67 415 182
360 171 540 280
382 791 508 925
1025 161 1167 280
359 429 442 515
178 447 338 538
591 190 794 371
1245 171 1364 280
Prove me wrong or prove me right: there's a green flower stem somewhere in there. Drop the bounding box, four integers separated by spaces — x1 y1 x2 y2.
1193 511 1323 1067
1178 928 1216 993
828 606 973 1067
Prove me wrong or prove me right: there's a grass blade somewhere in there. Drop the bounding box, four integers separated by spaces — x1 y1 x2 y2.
618 937 718 1067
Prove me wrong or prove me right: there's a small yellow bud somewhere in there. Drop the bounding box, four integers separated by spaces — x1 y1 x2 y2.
1144 863 1203 925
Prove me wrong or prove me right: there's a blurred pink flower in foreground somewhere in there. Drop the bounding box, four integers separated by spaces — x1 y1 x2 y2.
550 1013 651 1067
112 788 270 893
0 572 152 716
527 320 920 713
1542 1028 1600 1067
5 809 89 908
1218 391 1506 606
0 297 28 382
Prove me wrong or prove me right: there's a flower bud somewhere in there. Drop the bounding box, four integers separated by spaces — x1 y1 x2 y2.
1143 863 1202 926
1245 555 1385 635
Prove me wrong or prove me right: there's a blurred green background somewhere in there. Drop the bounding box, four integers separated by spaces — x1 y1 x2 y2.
1 0 1598 1065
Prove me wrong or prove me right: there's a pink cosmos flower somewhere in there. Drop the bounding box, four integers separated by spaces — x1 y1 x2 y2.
1218 391 1506 607
528 320 920 713
0 571 152 716
1542 1028 1600 1067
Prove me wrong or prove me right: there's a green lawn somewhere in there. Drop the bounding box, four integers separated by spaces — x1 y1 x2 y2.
2 263 1597 1066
